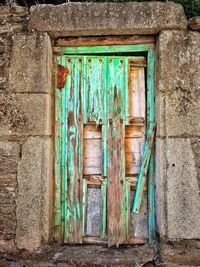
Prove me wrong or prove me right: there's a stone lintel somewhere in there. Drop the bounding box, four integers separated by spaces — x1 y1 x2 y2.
29 2 188 37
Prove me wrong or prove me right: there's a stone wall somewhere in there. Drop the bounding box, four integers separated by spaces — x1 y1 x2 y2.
0 6 53 252
0 3 200 265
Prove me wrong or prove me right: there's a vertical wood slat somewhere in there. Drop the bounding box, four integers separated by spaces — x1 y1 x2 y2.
107 58 127 247
147 48 156 244
64 57 83 243
125 63 146 176
54 56 63 241
128 65 145 118
61 55 67 240
84 57 106 124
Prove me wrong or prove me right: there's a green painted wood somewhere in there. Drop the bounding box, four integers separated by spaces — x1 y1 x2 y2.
61 55 67 240
54 56 63 241
84 57 106 124
132 123 155 214
55 44 155 245
132 47 155 244
147 48 156 244
107 57 127 247
148 154 156 244
64 57 83 243
60 44 154 55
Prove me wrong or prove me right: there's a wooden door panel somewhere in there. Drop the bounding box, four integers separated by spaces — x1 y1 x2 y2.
64 57 83 243
55 55 148 245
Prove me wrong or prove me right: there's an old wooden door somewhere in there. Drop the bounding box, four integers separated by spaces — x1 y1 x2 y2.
55 47 155 246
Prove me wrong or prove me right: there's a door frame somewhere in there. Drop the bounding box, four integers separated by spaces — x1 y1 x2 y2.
54 43 155 244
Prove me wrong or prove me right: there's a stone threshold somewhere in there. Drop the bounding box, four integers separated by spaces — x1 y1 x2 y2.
0 244 156 267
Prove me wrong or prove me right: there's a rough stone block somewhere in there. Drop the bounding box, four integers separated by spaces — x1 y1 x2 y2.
16 137 53 251
160 240 200 266
0 141 20 174
156 31 200 137
0 142 20 251
9 32 52 93
29 2 187 37
154 138 167 238
0 6 28 34
0 93 52 136
166 138 200 239
41 137 53 243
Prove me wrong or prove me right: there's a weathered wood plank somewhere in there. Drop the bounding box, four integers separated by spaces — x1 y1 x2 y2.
125 136 145 175
83 236 107 244
147 48 156 244
107 58 126 247
128 57 147 67
56 35 155 47
125 125 144 138
83 139 102 175
54 56 63 241
83 124 101 139
83 124 102 175
84 57 106 124
128 117 145 125
64 57 83 243
82 236 146 245
128 65 145 118
84 176 104 185
132 123 156 214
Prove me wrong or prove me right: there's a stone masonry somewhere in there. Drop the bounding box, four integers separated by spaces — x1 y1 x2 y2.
0 2 200 266
0 6 53 252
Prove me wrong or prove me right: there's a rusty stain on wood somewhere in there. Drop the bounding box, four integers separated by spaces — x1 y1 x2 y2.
129 58 147 67
57 65 68 89
55 35 155 47
128 117 145 124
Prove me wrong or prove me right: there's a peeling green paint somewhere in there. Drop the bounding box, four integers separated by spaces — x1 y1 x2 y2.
55 44 155 245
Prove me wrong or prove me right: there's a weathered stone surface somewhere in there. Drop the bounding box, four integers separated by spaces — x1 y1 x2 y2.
41 137 53 243
190 138 200 192
29 2 187 37
160 240 200 266
0 94 52 136
0 35 11 91
0 244 155 266
16 137 53 251
156 31 200 137
54 245 155 267
0 142 20 252
166 138 200 239
0 141 20 175
9 32 52 93
0 6 28 34
154 138 167 238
